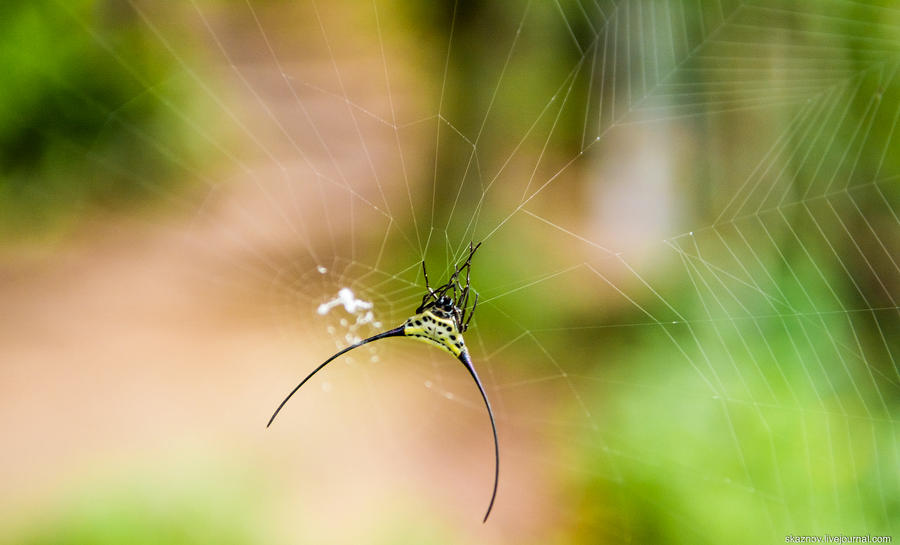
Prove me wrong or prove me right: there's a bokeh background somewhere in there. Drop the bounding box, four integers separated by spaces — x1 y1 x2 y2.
1 1 898 543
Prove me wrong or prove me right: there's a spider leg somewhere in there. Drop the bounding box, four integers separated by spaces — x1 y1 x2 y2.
458 242 478 311
459 274 470 311
422 260 440 299
463 291 478 331
457 349 499 523
465 255 472 288
470 241 482 259
267 326 405 427
460 242 480 272
421 260 431 292
417 261 442 313
457 284 469 325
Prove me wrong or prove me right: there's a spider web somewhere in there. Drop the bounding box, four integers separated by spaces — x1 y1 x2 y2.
49 0 900 543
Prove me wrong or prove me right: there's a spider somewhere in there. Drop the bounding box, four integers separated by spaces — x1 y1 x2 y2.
267 242 499 522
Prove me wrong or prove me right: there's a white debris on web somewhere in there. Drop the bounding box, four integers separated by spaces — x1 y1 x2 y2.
317 287 380 345
316 266 328 274
317 287 373 316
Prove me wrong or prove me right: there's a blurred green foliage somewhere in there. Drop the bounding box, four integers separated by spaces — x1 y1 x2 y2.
0 0 204 240
565 305 898 544
0 476 257 545
9 499 252 545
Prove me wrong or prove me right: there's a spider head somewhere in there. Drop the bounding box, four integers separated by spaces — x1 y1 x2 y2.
436 295 454 310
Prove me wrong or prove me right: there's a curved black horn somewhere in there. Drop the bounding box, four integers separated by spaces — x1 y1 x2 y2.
458 349 499 523
267 326 405 428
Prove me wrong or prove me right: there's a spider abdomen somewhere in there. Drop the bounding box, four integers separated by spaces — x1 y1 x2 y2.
403 310 466 357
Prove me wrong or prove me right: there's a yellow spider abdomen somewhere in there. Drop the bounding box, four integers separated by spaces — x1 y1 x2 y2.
403 310 467 358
